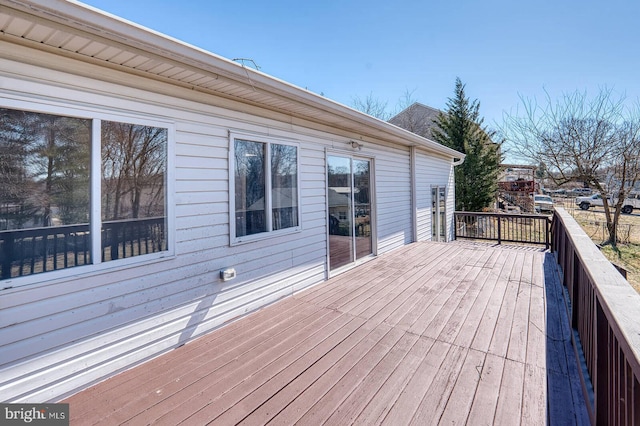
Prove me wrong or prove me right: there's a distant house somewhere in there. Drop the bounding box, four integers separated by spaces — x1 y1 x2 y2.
389 102 443 140
0 0 463 402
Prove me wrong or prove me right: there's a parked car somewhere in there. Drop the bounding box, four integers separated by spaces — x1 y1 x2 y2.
547 188 567 197
569 188 592 197
623 193 640 214
575 193 640 214
576 194 606 210
533 194 554 213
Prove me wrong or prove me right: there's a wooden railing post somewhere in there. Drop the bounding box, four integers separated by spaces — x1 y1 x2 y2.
497 215 502 245
454 215 458 240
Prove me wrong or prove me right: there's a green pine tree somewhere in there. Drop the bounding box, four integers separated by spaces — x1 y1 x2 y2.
431 78 502 212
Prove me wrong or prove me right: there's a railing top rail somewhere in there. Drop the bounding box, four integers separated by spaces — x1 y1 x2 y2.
0 217 165 237
553 207 640 375
455 211 551 221
0 223 90 236
103 216 165 225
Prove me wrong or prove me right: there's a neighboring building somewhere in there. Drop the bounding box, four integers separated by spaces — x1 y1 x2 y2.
498 164 538 212
0 0 463 402
389 102 442 140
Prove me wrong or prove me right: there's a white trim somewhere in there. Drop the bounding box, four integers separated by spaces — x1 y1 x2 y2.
228 131 302 246
410 146 417 243
0 99 175 288
265 142 273 233
91 119 102 266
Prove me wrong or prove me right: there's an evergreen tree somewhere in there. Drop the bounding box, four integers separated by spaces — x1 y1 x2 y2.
431 78 502 211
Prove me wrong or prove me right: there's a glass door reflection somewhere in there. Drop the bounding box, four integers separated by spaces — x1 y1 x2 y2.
328 156 353 269
353 159 372 260
327 155 372 271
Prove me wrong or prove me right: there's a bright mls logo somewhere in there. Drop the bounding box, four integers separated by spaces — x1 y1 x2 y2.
1 404 68 425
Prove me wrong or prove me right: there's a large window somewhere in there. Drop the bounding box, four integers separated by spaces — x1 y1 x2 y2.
232 135 299 243
0 106 170 282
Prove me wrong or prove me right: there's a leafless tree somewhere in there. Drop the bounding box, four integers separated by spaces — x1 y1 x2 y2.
350 92 391 120
501 88 640 246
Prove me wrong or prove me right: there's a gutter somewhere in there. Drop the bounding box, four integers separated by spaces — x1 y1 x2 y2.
453 156 465 166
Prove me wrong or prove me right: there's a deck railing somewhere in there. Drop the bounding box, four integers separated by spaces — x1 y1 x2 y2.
0 217 165 280
552 208 640 425
454 211 551 248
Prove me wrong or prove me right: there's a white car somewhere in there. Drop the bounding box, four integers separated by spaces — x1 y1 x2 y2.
533 194 554 213
576 193 640 214
575 194 606 210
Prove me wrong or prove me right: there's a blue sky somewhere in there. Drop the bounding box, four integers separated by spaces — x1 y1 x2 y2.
80 0 640 130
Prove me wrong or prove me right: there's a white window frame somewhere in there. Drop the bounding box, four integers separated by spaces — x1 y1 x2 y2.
229 132 301 245
0 98 175 288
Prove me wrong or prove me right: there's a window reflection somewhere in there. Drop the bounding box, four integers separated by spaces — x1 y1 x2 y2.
0 108 91 278
0 109 170 280
271 144 298 230
101 121 167 261
0 108 91 231
235 139 266 237
234 138 299 240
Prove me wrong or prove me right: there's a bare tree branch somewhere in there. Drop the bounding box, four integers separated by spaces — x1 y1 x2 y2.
500 88 640 246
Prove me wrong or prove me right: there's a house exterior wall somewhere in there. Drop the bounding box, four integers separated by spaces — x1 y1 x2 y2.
0 44 458 402
373 144 413 254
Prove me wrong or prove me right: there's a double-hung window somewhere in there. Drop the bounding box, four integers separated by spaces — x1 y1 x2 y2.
0 105 171 283
230 133 300 244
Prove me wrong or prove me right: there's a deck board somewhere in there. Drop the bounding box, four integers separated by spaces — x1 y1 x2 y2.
63 241 588 425
467 352 505 424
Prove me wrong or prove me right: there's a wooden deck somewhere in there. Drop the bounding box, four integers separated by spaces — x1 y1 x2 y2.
64 241 588 425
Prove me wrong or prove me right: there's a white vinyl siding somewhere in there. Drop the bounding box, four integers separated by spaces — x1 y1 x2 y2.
0 60 327 402
374 144 412 254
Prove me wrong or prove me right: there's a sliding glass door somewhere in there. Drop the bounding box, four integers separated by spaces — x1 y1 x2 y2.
431 186 447 242
327 155 372 271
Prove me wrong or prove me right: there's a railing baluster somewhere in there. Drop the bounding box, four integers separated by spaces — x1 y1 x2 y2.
30 235 36 273
52 232 57 270
73 232 78 267
18 235 25 276
63 231 69 269
42 234 48 272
